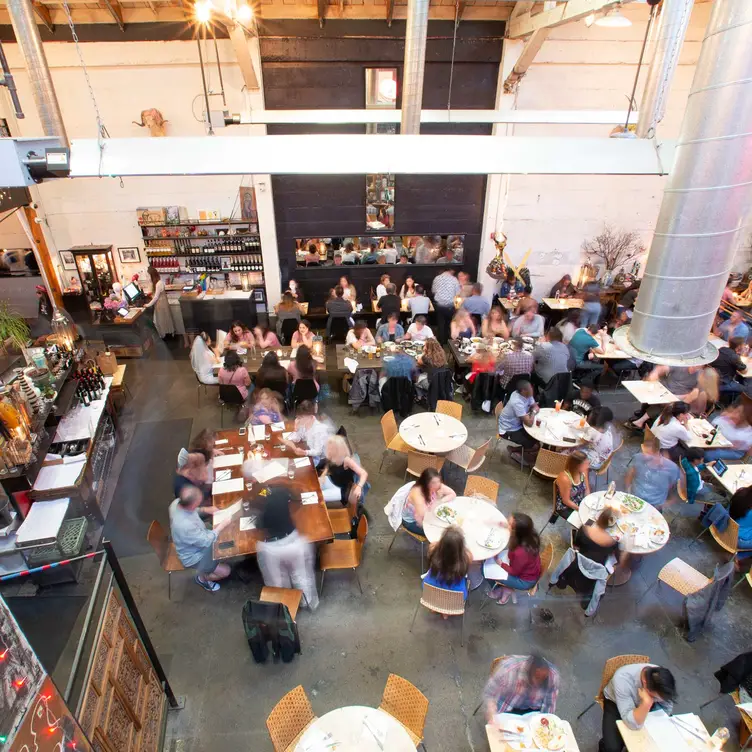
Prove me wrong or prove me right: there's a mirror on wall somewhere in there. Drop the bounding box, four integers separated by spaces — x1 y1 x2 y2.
294 235 464 268
366 174 395 231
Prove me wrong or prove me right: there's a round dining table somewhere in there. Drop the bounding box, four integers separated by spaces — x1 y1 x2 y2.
399 412 468 453
523 407 585 449
294 706 415 752
423 496 509 589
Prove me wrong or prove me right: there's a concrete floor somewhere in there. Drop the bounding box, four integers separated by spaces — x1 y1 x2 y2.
105 339 751 752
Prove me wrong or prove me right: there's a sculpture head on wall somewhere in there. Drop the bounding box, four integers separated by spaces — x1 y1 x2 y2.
133 109 168 137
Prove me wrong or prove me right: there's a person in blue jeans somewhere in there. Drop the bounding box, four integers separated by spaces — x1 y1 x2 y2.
680 448 725 506
730 487 752 560
487 513 542 605
422 526 472 603
401 467 456 536
580 280 602 328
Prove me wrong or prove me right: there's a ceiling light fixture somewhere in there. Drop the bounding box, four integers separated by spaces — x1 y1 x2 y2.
584 13 595 27
195 0 212 23
236 3 252 21
595 4 632 27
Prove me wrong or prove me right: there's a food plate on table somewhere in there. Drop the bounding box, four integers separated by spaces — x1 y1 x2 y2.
590 496 606 512
530 715 567 751
435 505 457 525
495 718 533 750
617 519 640 536
649 525 667 545
620 494 645 513
691 424 709 438
478 527 505 549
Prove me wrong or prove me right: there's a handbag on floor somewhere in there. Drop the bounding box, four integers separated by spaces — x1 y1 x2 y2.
242 600 301 664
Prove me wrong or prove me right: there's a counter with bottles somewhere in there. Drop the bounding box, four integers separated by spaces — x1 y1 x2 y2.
179 288 264 334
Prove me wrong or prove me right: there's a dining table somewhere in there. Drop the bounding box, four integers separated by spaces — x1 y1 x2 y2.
616 710 716 752
621 380 679 405
210 425 333 560
399 412 468 454
709 461 752 495
487 712 581 752
294 706 415 752
542 297 584 311
523 407 586 449
684 417 734 450
212 346 326 375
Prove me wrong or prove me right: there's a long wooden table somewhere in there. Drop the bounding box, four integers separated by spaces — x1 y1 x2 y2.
211 426 333 560
213 346 325 375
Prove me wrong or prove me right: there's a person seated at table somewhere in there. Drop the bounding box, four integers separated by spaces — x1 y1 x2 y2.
383 241 398 264
415 337 447 401
497 338 534 395
549 274 577 299
281 400 333 465
376 273 391 300
276 291 302 341
406 315 434 342
651 401 692 461
451 309 476 340
563 378 601 419
337 276 357 302
499 270 525 298
377 283 401 320
713 336 749 397
289 345 319 393
554 451 590 522
253 324 280 350
398 253 410 265
287 279 304 302
458 270 473 299
362 243 380 264
599 664 676 752
729 487 752 560
732 278 752 305
483 655 560 722
627 365 702 431
255 351 289 396
705 402 752 461
345 320 376 351
174 451 211 502
341 243 359 264
513 288 535 317
304 244 320 265
407 284 431 320
190 331 220 385
333 253 343 266
224 320 255 351
326 285 355 337
318 435 369 506
680 447 726 507
376 311 405 344
218 350 252 402
569 323 607 382
400 275 417 299
564 406 615 471
510 299 545 338
488 513 542 605
715 309 751 342
498 380 540 466
556 309 581 344
291 319 315 349
423 526 472 605
401 467 456 536
482 305 510 339
532 326 571 388
461 283 491 318
170 486 231 593
379 348 418 392
624 436 680 509
248 388 284 426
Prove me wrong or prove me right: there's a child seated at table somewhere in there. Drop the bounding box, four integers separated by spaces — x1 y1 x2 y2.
422 526 472 607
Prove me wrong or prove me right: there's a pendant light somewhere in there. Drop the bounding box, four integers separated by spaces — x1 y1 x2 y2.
595 4 632 27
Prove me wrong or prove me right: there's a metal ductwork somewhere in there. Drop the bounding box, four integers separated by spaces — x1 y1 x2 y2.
401 0 429 135
636 0 694 139
615 0 752 366
6 0 68 146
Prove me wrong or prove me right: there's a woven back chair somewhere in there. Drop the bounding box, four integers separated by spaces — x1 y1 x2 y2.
146 520 185 601
464 475 499 503
446 439 492 473
711 517 740 554
523 448 570 495
577 654 650 719
436 400 463 420
266 685 317 752
472 656 508 715
380 409 409 471
410 582 468 645
405 450 445 480
379 674 429 747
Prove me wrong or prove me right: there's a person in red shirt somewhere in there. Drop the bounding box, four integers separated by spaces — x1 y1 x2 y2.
488 513 542 605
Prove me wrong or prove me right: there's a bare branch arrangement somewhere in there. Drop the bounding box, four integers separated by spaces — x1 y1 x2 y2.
581 225 645 272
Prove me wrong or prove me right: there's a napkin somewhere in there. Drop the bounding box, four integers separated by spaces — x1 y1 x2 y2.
270 422 286 432
301 492 319 505
239 516 257 532
282 432 293 440
252 461 287 483
215 438 229 445
279 360 291 369
344 357 359 374
294 457 311 468
634 529 650 549
482 551 509 581
214 469 232 482
213 452 243 469
211 477 244 495
213 501 242 525
252 424 267 441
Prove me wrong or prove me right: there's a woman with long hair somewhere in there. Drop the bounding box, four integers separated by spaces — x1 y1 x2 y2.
400 275 417 299
253 323 280 349
218 350 252 401
555 451 590 520
419 338 448 371
318 435 368 506
248 388 284 426
424 526 472 602
190 331 220 385
488 512 542 605
143 266 174 338
338 275 357 302
556 309 581 344
401 467 456 536
276 291 302 341
549 274 577 299
481 306 510 339
651 401 691 461
450 309 476 340
225 320 255 351
291 319 315 349
255 351 289 394
563 406 616 470
289 344 319 391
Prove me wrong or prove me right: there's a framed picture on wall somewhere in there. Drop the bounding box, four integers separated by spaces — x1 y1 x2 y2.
60 251 76 270
118 247 141 264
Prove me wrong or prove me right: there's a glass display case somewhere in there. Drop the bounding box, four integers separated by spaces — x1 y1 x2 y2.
67 246 119 322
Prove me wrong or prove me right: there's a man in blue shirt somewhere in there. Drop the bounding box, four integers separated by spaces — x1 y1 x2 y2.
717 310 751 342
462 283 491 318
569 324 606 383
624 436 680 508
500 270 525 298
498 380 540 465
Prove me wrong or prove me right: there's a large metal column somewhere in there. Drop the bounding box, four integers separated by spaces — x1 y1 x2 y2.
616 0 752 365
400 0 429 135
6 0 68 145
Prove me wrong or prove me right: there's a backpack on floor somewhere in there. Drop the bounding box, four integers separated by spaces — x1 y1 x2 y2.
242 599 301 664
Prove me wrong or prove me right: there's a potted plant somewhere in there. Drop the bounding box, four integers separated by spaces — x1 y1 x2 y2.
0 300 30 354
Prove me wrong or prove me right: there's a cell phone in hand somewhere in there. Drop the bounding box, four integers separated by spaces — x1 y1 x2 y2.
238 427 246 436
563 436 577 443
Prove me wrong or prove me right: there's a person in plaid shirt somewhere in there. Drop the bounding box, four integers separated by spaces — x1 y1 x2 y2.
497 338 535 389
483 655 560 722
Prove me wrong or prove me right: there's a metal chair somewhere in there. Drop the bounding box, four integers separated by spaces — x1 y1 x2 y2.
637 557 710 607
464 475 499 503
194 371 215 408
146 520 185 601
260 586 304 622
577 654 650 719
380 410 409 472
265 685 317 752
378 674 429 750
523 448 570 496
405 450 445 481
436 399 462 420
218 383 245 427
592 438 623 491
410 581 468 646
472 656 507 715
388 524 429 571
319 515 368 595
280 318 299 345
445 439 492 474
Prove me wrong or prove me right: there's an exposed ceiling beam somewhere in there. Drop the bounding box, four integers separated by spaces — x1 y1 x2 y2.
386 0 394 26
317 0 325 28
508 0 632 39
99 0 125 30
503 28 548 92
227 23 259 91
145 0 158 15
509 1 534 21
32 2 54 31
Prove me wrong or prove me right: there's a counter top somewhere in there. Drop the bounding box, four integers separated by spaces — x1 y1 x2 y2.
181 290 253 301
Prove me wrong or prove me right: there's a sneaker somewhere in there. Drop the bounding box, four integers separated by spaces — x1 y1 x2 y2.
195 575 220 592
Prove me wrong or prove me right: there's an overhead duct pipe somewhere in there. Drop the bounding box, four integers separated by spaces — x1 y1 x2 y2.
401 0 429 135
6 0 68 146
636 0 694 139
615 0 752 365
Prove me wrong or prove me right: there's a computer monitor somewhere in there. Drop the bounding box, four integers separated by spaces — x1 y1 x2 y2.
123 282 144 305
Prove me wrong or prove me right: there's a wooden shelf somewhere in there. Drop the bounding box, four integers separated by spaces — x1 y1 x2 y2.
143 235 260 242
139 219 256 229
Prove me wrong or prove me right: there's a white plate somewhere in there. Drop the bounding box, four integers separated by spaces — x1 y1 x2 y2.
649 526 668 545
434 505 457 525
477 528 505 549
529 715 567 751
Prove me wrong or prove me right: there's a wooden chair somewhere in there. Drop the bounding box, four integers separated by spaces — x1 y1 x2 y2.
436 399 462 420
522 448 569 496
410 581 468 645
733 571 752 590
265 685 317 752
405 450 445 480
733 690 752 752
388 524 429 571
592 438 623 491
218 383 245 428
644 426 656 443
472 656 507 715
445 438 492 474
378 674 429 749
319 515 368 595
380 410 409 472
326 500 357 536
146 520 185 601
577 654 650 719
260 586 304 621
637 558 710 609
464 475 499 503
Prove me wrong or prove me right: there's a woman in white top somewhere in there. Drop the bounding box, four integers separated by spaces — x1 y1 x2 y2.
707 403 752 461
144 266 175 338
556 309 581 345
190 332 220 385
345 321 376 351
339 276 356 303
651 401 691 461
376 273 391 300
400 276 417 299
564 406 615 470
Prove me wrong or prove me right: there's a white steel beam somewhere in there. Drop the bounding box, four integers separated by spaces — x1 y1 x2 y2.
508 0 634 38
70 135 675 177
227 23 259 91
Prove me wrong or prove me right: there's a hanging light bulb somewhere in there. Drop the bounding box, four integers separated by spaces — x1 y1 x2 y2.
195 0 212 23
595 4 632 27
236 3 252 21
50 308 77 352
378 76 397 102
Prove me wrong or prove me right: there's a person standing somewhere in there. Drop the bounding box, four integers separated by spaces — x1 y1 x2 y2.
462 283 491 318
281 400 334 465
624 436 680 509
483 655 559 720
432 268 461 343
580 279 602 328
144 266 175 338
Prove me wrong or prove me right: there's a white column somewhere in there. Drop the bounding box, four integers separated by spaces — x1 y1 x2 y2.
477 40 524 302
